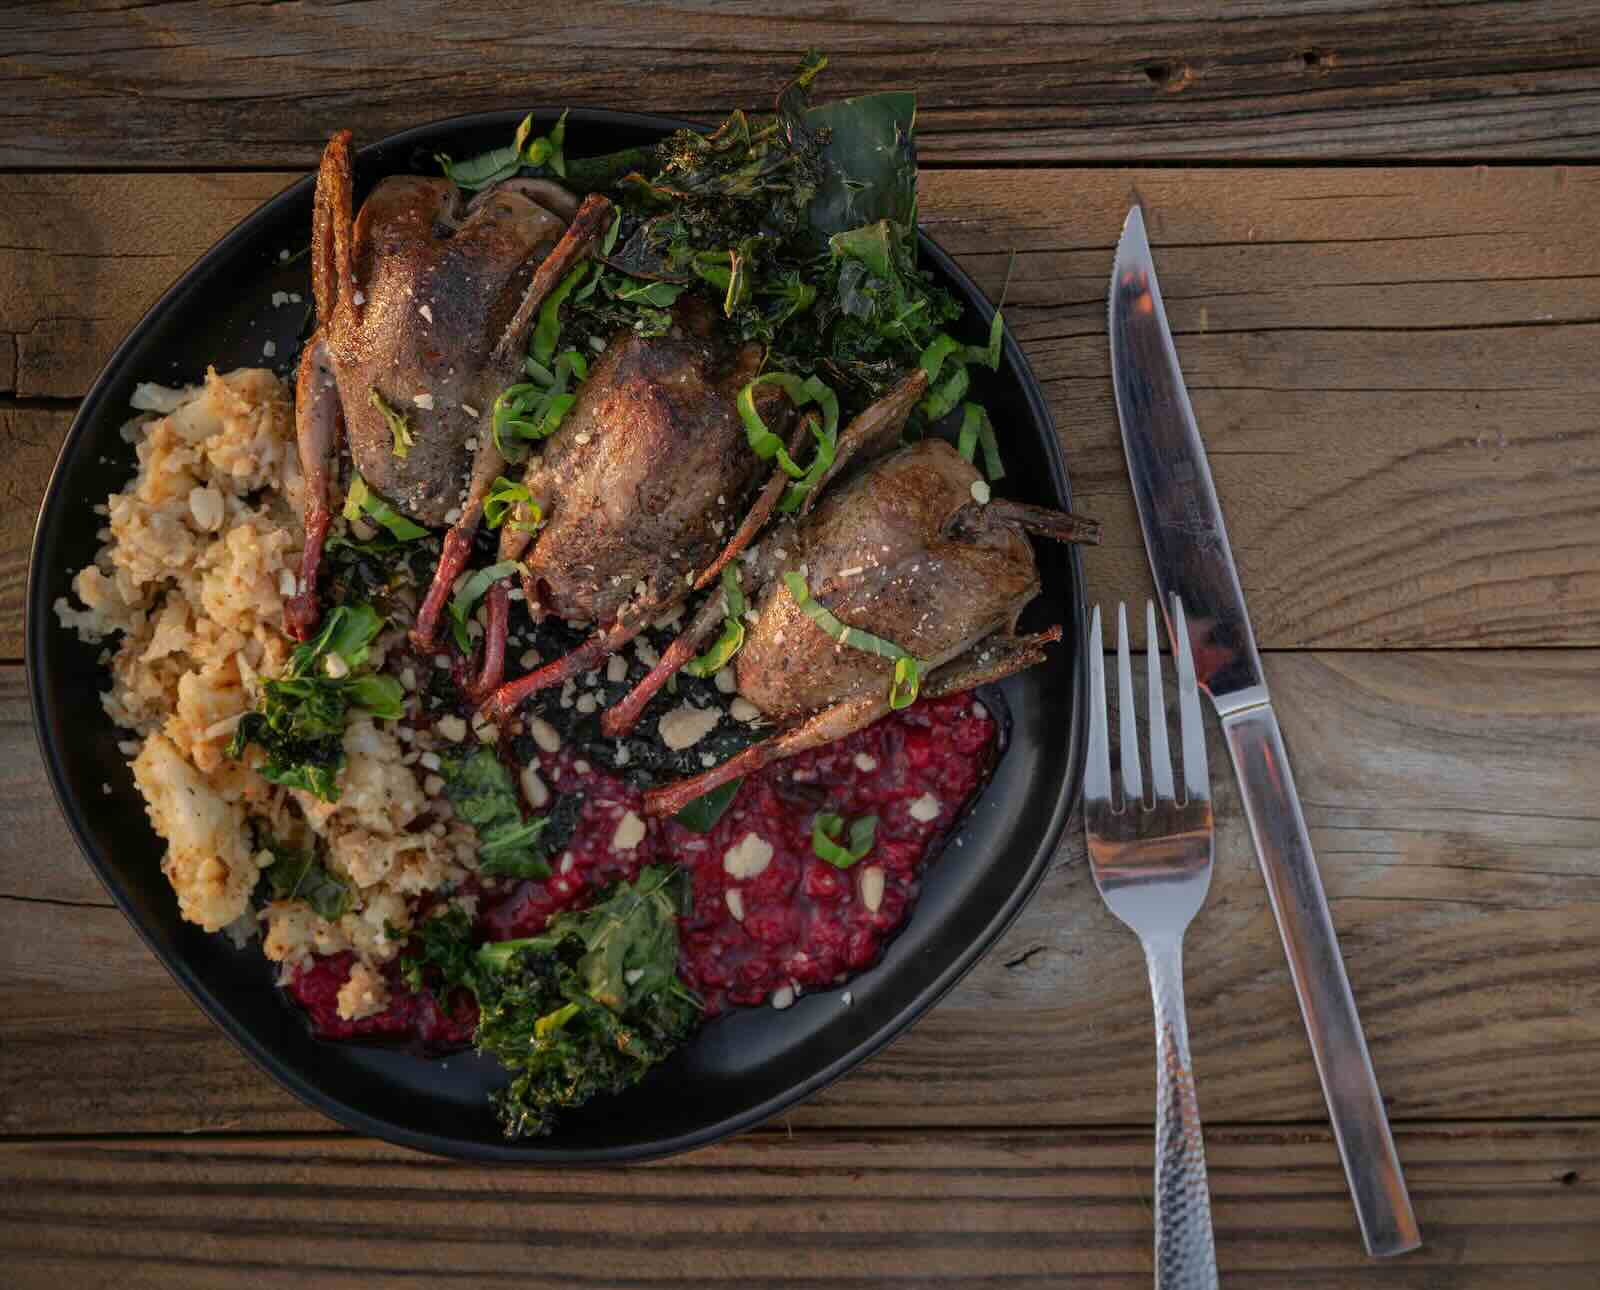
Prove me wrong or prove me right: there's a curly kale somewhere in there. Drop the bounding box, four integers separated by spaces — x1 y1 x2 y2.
228 603 404 801
437 745 584 880
402 868 700 1139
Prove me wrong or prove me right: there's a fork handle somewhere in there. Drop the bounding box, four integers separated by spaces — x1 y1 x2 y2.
1144 935 1220 1290
1222 702 1420 1257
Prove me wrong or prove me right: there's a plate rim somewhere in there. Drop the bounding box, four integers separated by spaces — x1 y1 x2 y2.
25 107 1088 1163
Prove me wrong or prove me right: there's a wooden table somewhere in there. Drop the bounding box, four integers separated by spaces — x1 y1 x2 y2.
3 4 1598 1285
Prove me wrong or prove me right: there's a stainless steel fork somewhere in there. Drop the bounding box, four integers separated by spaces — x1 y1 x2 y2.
1086 597 1219 1289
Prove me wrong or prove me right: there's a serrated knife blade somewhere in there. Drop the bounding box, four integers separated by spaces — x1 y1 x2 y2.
1109 204 1421 1259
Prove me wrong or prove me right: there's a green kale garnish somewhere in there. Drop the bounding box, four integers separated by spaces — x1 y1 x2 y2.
673 778 743 832
440 746 583 880
259 838 352 920
229 603 404 801
402 868 700 1139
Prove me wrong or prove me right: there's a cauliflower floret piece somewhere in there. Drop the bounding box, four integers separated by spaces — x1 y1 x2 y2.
336 961 391 1022
133 734 260 932
296 717 425 838
260 900 354 967
343 887 410 963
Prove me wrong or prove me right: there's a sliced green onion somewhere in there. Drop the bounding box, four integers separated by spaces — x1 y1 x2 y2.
484 476 543 531
784 571 924 710
683 619 744 678
918 333 961 383
920 362 970 421
532 261 591 366
493 350 589 459
368 388 415 459
890 656 921 709
447 560 522 654
812 812 878 869
957 403 981 463
958 402 1005 481
736 373 840 512
683 565 747 678
342 474 428 540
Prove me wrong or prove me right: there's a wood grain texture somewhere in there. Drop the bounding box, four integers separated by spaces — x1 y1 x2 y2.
4 1 1600 167
6 166 1598 656
0 1124 1595 1288
6 649 1597 1136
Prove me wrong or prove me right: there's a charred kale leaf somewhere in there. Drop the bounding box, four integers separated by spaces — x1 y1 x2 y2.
402 868 700 1138
440 746 583 880
259 838 352 920
228 604 404 801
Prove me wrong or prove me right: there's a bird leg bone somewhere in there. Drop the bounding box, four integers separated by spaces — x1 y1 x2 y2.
483 601 656 722
596 476 798 738
411 192 614 651
641 626 1063 818
285 337 342 640
285 131 358 641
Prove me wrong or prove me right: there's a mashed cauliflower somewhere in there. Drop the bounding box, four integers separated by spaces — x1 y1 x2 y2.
56 369 472 1021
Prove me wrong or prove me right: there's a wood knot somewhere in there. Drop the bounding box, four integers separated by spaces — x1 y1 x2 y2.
1142 61 1195 93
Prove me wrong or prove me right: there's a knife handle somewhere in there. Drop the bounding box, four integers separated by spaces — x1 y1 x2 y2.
1220 702 1422 1258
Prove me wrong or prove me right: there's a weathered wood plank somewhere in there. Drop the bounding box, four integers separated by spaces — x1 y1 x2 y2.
7 166 1599 653
0 1124 1594 1288
5 649 1596 1136
4 1 1600 167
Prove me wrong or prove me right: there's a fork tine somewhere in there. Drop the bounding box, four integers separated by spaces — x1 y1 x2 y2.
1116 602 1143 809
1145 600 1175 802
1085 606 1111 809
1171 594 1210 803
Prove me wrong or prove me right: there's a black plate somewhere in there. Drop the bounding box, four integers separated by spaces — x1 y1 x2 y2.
26 109 1088 1162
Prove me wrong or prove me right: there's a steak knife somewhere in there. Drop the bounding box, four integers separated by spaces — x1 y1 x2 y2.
1108 204 1421 1258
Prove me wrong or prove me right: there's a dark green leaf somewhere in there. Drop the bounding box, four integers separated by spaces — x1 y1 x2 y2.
806 91 918 239
441 746 566 881
343 672 404 719
673 778 742 832
261 842 352 920
615 279 685 307
436 144 522 191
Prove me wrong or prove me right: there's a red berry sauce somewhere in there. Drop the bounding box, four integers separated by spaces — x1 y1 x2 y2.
285 692 996 1040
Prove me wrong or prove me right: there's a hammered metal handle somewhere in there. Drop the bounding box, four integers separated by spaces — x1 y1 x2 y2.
1145 935 1220 1290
